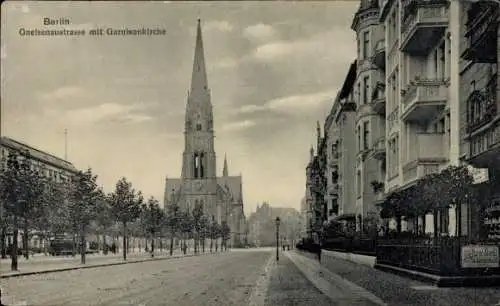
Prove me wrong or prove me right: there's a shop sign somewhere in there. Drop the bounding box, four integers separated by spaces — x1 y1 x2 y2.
461 245 499 268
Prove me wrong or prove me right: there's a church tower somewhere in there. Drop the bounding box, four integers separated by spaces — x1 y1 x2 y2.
181 19 218 217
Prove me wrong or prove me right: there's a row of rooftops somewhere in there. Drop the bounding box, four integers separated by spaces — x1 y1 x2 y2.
0 136 78 173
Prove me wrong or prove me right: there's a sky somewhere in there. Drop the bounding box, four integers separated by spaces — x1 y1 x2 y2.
1 1 358 216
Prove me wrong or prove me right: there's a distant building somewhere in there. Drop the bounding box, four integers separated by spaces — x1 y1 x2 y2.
247 202 301 247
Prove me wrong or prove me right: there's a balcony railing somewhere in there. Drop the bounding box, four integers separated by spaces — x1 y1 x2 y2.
372 39 386 70
328 184 339 196
371 82 386 115
372 136 386 160
401 78 448 122
403 133 447 182
400 0 449 55
467 79 498 135
463 2 499 63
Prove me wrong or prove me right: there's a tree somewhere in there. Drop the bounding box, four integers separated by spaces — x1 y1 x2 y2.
179 209 193 255
166 201 180 256
109 177 143 261
192 203 203 254
20 162 46 259
199 215 208 253
142 197 163 257
220 220 230 251
94 189 113 254
0 150 43 270
210 220 221 252
68 168 100 264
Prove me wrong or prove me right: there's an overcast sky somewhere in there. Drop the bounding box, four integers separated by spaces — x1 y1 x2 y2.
1 1 358 216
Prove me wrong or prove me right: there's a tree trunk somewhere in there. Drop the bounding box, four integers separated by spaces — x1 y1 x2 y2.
103 234 108 255
80 227 86 265
210 237 213 252
433 210 439 242
122 222 127 261
169 230 174 256
151 233 155 258
72 233 77 257
23 218 29 259
11 214 19 271
194 232 197 254
202 237 205 253
396 216 402 234
1 226 7 259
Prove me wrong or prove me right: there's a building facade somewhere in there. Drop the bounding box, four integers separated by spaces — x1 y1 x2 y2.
335 61 359 220
163 19 246 246
0 136 79 250
459 0 500 239
304 0 499 240
324 102 340 222
247 202 301 247
305 126 328 242
351 0 387 231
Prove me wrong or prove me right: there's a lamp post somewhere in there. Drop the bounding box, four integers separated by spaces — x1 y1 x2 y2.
275 217 280 262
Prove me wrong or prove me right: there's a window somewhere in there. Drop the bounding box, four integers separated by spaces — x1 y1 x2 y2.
357 83 361 105
193 153 204 178
356 171 362 197
362 31 370 59
196 123 202 131
357 126 361 151
363 121 370 150
363 76 369 104
199 152 205 178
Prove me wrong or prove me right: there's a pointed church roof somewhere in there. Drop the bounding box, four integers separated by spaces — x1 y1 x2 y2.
223 153 228 177
189 18 209 102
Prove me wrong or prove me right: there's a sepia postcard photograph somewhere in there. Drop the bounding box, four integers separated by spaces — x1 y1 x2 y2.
1 0 500 305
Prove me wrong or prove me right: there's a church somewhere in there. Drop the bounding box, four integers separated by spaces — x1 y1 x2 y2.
163 19 246 247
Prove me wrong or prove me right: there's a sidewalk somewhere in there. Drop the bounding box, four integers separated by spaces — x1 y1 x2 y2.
264 253 376 306
0 248 223 278
294 250 500 306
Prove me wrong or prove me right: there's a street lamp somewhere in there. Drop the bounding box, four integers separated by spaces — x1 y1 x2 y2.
275 217 280 262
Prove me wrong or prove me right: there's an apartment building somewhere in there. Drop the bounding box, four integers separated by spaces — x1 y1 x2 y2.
0 136 79 249
352 0 387 230
305 126 328 241
333 61 358 220
0 137 78 183
376 0 500 237
324 95 340 222
379 0 457 233
459 0 500 239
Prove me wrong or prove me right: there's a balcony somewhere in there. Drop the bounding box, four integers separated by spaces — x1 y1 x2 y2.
462 1 499 63
466 75 498 135
372 136 386 161
329 152 339 167
371 82 386 116
372 39 386 70
328 184 339 196
467 75 500 168
402 133 448 183
401 78 448 122
400 0 449 55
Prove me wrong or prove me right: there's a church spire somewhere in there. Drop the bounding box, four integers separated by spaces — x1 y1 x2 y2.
189 18 209 101
223 153 228 177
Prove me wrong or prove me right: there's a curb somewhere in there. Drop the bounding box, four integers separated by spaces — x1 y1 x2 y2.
287 251 387 306
0 250 228 279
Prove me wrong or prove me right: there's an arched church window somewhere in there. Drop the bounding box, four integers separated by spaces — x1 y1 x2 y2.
200 152 205 178
194 153 200 178
196 123 202 131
